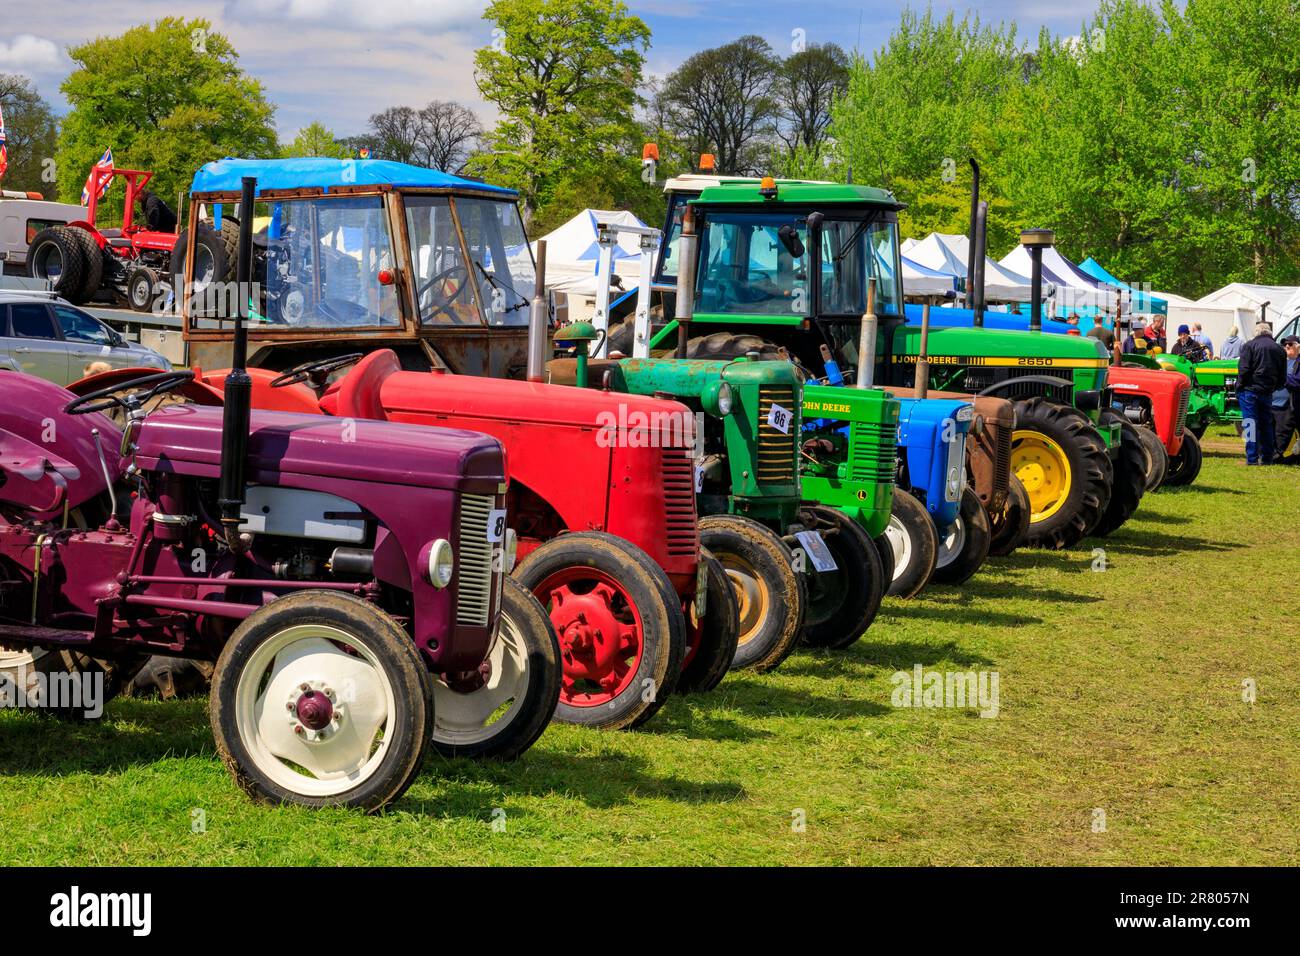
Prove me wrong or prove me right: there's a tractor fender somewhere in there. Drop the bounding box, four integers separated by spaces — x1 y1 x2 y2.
977 374 1081 406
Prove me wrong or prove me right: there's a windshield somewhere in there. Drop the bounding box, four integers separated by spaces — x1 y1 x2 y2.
696 211 811 316
255 195 400 329
405 196 479 326
820 216 901 315
456 197 534 327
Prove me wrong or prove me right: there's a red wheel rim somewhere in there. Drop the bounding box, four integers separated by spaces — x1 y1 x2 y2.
532 565 645 708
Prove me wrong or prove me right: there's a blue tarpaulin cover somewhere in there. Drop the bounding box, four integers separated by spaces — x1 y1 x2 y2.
1078 257 1168 315
190 157 516 197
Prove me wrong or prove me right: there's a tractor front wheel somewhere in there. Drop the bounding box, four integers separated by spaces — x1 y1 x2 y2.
678 548 741 693
1010 397 1113 550
514 533 684 730
699 514 805 672
1135 425 1169 491
430 577 561 761
1163 430 1203 486
931 486 992 585
799 505 885 650
988 474 1030 557
1092 411 1148 537
884 489 938 598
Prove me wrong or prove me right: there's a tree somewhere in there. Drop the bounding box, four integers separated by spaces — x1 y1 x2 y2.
416 100 482 172
471 0 651 222
282 121 350 159
55 18 278 212
658 35 782 176
367 106 422 164
0 74 59 195
775 43 849 160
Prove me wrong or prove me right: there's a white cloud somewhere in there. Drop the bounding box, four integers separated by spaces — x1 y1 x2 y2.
0 34 64 75
224 0 488 32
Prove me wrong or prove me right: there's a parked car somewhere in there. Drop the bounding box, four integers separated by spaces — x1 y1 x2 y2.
0 291 170 384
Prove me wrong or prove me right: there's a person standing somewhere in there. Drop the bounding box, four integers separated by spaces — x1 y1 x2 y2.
1171 324 1205 360
1088 317 1115 350
1192 322 1213 356
1236 322 1287 465
1276 336 1300 463
1221 326 1244 359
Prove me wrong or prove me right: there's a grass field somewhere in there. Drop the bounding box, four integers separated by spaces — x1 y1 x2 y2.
2 426 1296 866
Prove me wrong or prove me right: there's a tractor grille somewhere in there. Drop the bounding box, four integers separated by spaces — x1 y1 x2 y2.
1174 383 1189 439
661 446 699 557
756 386 797 484
455 494 496 627
849 422 897 484
992 424 1011 501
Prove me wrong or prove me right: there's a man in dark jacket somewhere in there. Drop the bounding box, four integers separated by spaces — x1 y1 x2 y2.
1236 323 1287 464
1275 335 1300 463
136 189 178 233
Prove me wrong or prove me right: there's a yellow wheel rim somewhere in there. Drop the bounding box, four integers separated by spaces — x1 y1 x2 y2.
717 556 771 647
1011 430 1073 523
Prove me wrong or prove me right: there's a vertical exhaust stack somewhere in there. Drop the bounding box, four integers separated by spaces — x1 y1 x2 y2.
526 239 548 382
674 204 698 359
915 301 932 399
218 176 256 551
856 278 878 388
1019 228 1054 333
965 159 980 307
972 200 988 327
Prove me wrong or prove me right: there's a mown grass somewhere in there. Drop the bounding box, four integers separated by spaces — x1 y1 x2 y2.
1 426 1295 865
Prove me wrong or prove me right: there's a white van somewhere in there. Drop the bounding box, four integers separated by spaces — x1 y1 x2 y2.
0 194 89 275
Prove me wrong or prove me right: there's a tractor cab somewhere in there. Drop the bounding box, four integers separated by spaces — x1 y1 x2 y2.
181 158 537 378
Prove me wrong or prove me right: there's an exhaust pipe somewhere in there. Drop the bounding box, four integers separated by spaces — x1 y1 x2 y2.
915 301 932 399
526 240 548 381
966 159 980 307
674 205 698 358
972 200 988 327
1020 228 1054 333
856 278 878 388
218 176 256 551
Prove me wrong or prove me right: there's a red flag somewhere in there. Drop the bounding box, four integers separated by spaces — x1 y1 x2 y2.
0 102 9 181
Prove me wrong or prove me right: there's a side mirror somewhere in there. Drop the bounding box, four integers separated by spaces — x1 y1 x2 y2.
777 224 805 259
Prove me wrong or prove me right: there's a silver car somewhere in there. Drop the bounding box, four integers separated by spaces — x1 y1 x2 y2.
0 292 170 385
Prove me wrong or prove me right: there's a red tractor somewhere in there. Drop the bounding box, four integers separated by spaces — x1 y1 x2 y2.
26 166 181 311
1106 364 1193 490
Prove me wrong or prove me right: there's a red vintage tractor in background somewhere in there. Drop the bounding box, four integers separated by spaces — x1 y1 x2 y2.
26 166 184 311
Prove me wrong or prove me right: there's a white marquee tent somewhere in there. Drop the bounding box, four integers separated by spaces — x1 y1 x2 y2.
906 232 1033 302
530 208 652 296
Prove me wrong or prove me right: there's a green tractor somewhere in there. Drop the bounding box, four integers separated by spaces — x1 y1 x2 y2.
548 339 896 668
643 178 1147 550
1125 349 1239 436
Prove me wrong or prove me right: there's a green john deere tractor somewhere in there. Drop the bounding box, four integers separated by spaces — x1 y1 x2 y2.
548 344 897 667
643 178 1146 550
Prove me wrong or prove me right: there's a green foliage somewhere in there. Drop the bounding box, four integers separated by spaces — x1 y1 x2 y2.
55 18 278 216
0 74 59 196
827 2 1300 295
471 0 650 223
282 121 351 160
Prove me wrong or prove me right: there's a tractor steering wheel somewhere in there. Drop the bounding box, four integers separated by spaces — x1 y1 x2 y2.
270 353 365 389
417 264 472 322
64 370 197 416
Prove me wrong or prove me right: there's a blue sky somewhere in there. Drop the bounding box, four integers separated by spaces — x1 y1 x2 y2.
1 1 1103 139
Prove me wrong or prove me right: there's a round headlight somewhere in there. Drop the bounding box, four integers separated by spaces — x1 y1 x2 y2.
955 405 974 423
716 382 734 416
502 528 518 573
426 538 454 589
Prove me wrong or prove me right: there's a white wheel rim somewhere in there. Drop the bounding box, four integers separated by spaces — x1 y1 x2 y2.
433 607 529 745
0 646 46 670
234 624 396 799
885 514 912 583
936 515 966 569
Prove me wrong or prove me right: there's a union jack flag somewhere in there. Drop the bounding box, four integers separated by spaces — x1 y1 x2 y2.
80 148 115 205
0 102 8 180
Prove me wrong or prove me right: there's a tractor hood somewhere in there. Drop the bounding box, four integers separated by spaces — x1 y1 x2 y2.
136 404 504 493
889 323 1110 364
618 357 804 395
0 374 124 511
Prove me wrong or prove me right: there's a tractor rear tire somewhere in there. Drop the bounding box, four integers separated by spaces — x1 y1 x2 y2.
685 333 788 362
1011 397 1113 550
1163 429 1203 486
124 656 213 699
173 222 237 306
514 533 683 730
1135 425 1168 491
430 576 560 761
26 226 92 303
68 227 104 303
873 532 894 591
0 646 143 717
884 489 938 598
1091 411 1148 537
699 514 805 673
931 486 992 585
988 474 1030 557
678 548 740 693
799 505 885 650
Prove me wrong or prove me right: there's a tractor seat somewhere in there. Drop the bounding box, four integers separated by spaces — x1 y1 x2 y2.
0 433 83 515
107 237 133 249
329 349 402 421
545 357 626 391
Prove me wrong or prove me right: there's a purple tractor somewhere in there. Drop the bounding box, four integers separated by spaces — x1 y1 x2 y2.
0 177 561 811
